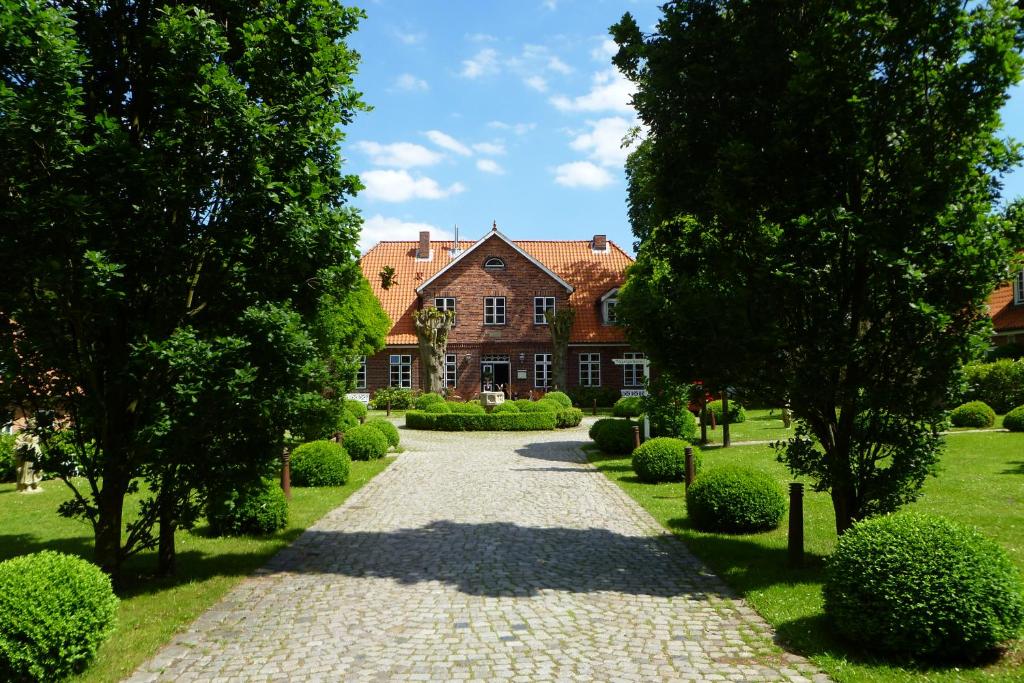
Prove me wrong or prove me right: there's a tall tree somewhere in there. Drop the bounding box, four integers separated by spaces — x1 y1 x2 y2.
0 0 369 575
413 307 456 394
614 0 1024 533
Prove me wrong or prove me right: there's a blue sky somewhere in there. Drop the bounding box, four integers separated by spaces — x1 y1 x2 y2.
344 1 1024 255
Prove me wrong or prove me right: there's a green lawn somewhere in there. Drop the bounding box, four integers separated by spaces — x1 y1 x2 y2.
586 432 1024 682
0 458 393 682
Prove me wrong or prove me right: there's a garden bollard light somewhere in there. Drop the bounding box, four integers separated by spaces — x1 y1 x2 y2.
281 449 292 500
592 398 597 416
684 447 695 487
632 424 641 450
789 482 804 566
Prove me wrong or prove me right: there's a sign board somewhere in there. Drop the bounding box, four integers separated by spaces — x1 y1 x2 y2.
345 392 370 404
516 370 528 380
620 389 648 398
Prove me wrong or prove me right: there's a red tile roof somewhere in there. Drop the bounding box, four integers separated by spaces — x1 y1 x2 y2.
360 238 634 345
989 279 1024 333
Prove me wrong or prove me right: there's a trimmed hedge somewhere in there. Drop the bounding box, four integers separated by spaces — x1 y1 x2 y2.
1003 405 1024 432
949 401 996 428
521 400 559 413
414 392 446 410
824 512 1024 660
962 359 1024 414
543 391 572 408
365 418 400 448
405 410 557 431
555 408 584 428
207 478 288 536
290 440 350 487
344 399 368 422
448 401 486 414
491 402 520 414
566 386 621 408
343 424 388 460
424 401 452 414
0 551 119 682
685 466 785 533
704 399 746 424
612 396 644 418
631 437 699 483
589 418 637 454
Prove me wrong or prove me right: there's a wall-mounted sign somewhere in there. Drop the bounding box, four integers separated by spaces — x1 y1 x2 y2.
516 370 528 380
345 393 371 404
620 389 647 397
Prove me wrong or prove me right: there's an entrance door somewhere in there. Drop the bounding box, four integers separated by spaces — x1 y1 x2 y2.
481 354 511 391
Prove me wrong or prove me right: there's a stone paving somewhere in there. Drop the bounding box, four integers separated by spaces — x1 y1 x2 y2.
127 422 826 682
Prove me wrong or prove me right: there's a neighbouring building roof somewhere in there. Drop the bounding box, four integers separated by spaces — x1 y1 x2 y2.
360 234 634 345
989 278 1024 333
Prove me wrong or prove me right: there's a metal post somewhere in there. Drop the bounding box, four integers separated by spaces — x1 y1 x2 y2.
592 398 597 416
387 398 392 417
281 449 292 500
632 424 641 451
684 447 695 487
788 482 804 566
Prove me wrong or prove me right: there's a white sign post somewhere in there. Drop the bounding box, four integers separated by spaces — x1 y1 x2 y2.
612 358 651 440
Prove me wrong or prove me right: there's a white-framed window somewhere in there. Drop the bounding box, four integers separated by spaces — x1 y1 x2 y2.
534 353 552 388
484 256 505 269
484 296 506 325
445 353 457 388
604 299 618 324
622 351 645 388
534 296 555 325
435 297 456 325
389 354 411 388
579 352 601 387
1016 269 1024 304
356 355 367 389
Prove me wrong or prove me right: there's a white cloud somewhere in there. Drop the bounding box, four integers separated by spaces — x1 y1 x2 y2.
550 68 634 113
393 29 425 45
476 159 505 175
553 161 614 189
466 33 497 43
393 73 428 92
472 141 506 155
354 141 443 169
460 48 499 78
359 215 453 254
488 121 536 136
591 39 618 62
524 75 548 92
569 117 639 167
361 170 466 202
542 0 557 10
547 56 572 75
424 130 472 156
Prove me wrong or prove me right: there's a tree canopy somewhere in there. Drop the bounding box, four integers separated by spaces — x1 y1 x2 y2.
614 0 1024 532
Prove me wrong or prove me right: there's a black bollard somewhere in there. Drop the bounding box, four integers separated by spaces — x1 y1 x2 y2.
281 449 292 500
789 482 804 566
632 425 641 451
684 447 695 487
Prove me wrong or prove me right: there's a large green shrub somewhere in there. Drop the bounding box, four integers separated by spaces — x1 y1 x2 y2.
0 433 16 483
343 424 388 460
824 513 1024 660
206 479 288 536
685 466 785 533
555 408 584 428
344 399 368 422
641 376 699 441
336 408 359 432
962 360 1024 414
448 401 485 414
365 419 400 448
612 396 644 417
369 387 413 410
414 392 446 410
405 411 557 431
631 437 699 483
544 391 572 408
949 401 996 428
0 551 119 682
491 402 520 414
589 418 637 454
1003 405 1024 432
424 401 452 414
703 399 746 424
290 440 350 487
566 386 620 408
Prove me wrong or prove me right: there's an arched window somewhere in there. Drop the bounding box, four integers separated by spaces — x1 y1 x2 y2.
484 256 505 269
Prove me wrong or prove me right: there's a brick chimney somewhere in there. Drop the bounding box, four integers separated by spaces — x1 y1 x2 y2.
592 234 608 252
416 230 430 259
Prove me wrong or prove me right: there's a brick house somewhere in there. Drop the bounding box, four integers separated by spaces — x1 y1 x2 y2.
988 265 1024 347
356 226 646 398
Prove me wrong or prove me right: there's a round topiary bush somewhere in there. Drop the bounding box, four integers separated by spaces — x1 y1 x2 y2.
512 399 534 410
414 392 446 410
949 400 996 428
491 402 520 414
290 440 350 487
544 391 572 408
685 466 785 533
589 418 637 454
448 401 486 414
365 418 400 448
555 407 584 428
207 478 288 536
612 396 644 417
824 512 1024 661
631 437 700 483
343 424 389 460
1003 405 1024 432
424 401 452 414
0 551 119 682
520 400 559 413
344 399 368 422
704 399 746 424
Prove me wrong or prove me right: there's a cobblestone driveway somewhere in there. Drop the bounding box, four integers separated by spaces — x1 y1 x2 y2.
128 422 825 682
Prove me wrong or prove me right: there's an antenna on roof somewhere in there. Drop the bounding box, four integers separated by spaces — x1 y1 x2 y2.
492 220 497 231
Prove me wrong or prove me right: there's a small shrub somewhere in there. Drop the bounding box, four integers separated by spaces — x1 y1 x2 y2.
612 396 644 417
207 479 288 536
424 402 452 414
641 375 699 441
405 411 557 431
365 419 400 448
288 392 340 442
344 399 368 422
0 433 16 483
555 408 584 428
589 418 637 454
414 392 446 410
631 437 699 483
290 440 350 487
949 401 996 428
343 424 388 460
703 399 746 424
491 402 520 414
543 391 572 408
448 401 485 414
336 408 359 431
686 466 785 533
1003 405 1024 432
0 551 119 682
512 398 534 410
824 513 1024 660
369 387 413 410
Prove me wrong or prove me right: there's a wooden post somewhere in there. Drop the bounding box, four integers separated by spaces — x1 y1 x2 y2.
721 391 731 448
684 447 695 487
281 449 292 500
632 425 641 451
789 482 804 566
592 398 597 416
386 398 392 417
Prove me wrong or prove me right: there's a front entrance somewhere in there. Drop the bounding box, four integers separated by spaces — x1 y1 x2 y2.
481 354 510 392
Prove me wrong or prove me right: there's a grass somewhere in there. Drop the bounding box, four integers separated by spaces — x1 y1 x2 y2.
585 432 1024 682
0 458 393 682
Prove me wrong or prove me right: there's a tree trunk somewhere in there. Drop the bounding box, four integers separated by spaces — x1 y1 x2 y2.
831 485 856 535
416 334 445 393
721 392 731 447
94 483 126 576
547 307 575 391
157 483 178 577
413 307 455 394
700 407 708 443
